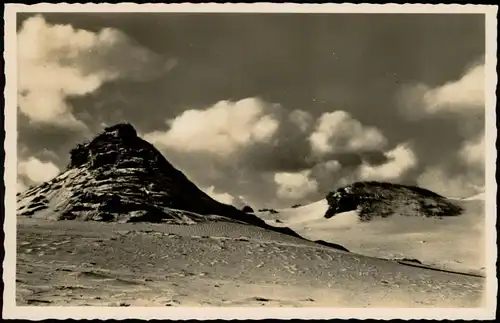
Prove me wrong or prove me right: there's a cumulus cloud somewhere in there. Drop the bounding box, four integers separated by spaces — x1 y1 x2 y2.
203 186 235 205
417 167 483 198
460 132 485 170
17 179 28 193
288 109 314 132
319 160 342 173
309 110 387 155
399 61 485 119
145 101 398 207
399 58 486 197
18 157 60 184
144 98 281 156
415 132 485 199
17 15 174 129
423 63 484 114
359 144 418 181
274 170 319 200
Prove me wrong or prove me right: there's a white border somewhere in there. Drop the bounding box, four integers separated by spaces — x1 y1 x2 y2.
3 3 498 320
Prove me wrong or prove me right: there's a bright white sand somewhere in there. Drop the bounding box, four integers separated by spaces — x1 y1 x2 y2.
256 198 485 276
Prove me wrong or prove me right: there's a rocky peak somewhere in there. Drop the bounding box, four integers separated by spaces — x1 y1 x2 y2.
69 123 147 169
17 123 304 238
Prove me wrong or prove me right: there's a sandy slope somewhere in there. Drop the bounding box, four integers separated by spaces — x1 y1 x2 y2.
256 197 486 276
462 192 486 201
16 218 485 308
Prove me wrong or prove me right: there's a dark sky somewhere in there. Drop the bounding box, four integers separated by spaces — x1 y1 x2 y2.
16 12 486 208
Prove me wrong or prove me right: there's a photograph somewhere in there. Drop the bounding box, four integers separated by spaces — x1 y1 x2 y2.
2 3 497 320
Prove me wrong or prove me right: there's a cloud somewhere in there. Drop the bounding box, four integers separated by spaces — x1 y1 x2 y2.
319 160 343 173
203 186 235 205
397 58 486 197
17 178 28 193
144 101 397 208
309 110 387 155
18 157 60 184
202 186 250 209
274 170 319 200
460 132 485 170
417 167 483 198
399 61 485 119
17 15 173 129
289 109 314 132
144 98 280 156
359 143 417 181
414 130 485 199
422 63 484 114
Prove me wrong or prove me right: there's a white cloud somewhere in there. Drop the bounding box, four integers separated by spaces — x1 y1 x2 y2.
422 63 484 114
322 160 342 172
460 132 485 170
17 15 172 129
289 109 314 132
18 157 60 183
144 98 280 156
309 110 387 155
399 61 485 119
399 59 486 195
203 186 234 205
17 179 28 193
274 170 318 200
417 167 483 199
251 115 280 142
359 144 417 181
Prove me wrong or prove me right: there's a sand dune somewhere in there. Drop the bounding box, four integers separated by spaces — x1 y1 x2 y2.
16 217 485 308
463 192 486 201
256 197 485 276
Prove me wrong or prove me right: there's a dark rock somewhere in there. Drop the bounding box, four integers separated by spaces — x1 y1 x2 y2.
398 258 423 264
31 195 48 204
314 240 349 252
16 123 342 249
104 123 137 140
324 181 463 221
14 124 280 226
69 143 91 168
21 204 48 216
258 208 279 214
242 205 254 213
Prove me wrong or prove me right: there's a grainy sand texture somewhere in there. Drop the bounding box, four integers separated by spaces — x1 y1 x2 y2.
17 217 485 308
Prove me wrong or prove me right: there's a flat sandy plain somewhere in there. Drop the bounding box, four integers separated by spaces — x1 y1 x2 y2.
17 216 486 308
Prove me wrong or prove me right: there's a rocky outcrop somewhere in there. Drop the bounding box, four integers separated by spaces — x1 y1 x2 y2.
241 205 254 213
16 123 297 234
324 181 463 221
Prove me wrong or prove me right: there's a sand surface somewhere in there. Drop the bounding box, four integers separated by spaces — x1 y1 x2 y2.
256 197 486 277
17 217 485 307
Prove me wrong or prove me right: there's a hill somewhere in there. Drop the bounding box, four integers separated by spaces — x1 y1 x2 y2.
16 123 305 240
325 181 463 220
255 182 484 276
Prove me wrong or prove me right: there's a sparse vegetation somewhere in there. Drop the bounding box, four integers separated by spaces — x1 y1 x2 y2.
325 181 463 221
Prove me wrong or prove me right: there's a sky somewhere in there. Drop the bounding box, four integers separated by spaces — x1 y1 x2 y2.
16 12 486 209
